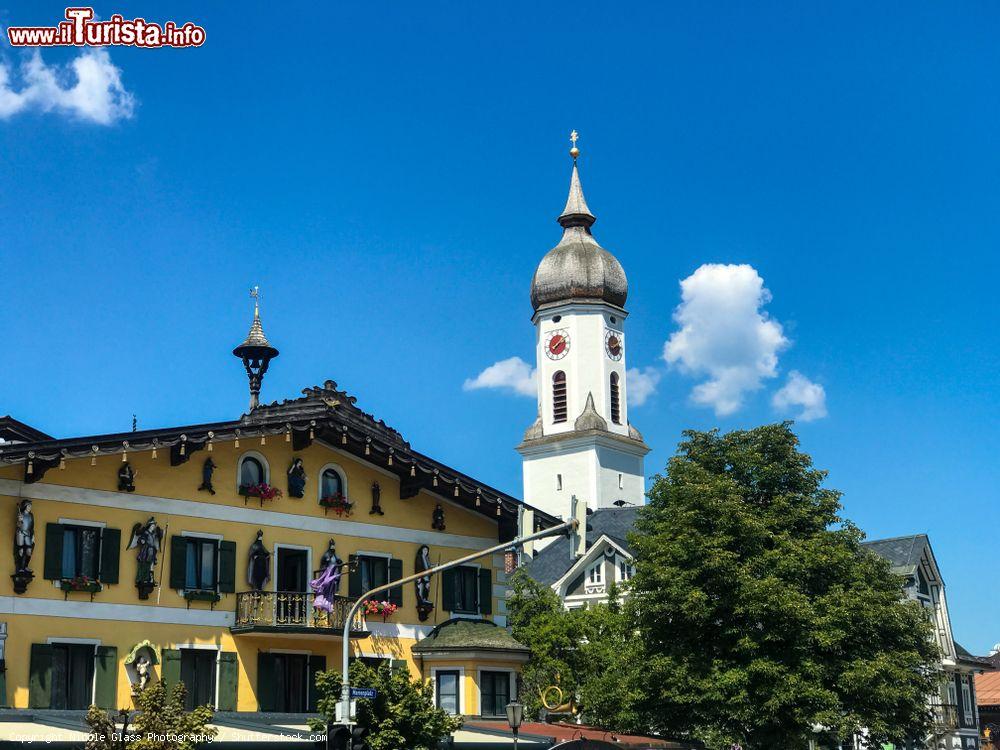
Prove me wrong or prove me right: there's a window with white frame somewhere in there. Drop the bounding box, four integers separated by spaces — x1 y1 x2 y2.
617 558 634 582
962 676 973 719
587 561 603 585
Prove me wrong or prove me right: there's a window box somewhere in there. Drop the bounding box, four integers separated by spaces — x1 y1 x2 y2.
320 493 353 517
184 589 221 607
362 600 398 622
239 482 282 504
60 575 103 595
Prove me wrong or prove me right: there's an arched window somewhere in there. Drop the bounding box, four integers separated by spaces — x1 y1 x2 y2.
321 467 345 500
552 371 567 423
610 372 621 424
239 455 265 488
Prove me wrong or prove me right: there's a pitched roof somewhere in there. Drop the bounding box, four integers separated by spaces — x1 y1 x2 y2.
0 380 560 529
977 670 1000 706
861 534 929 576
411 618 529 654
524 506 640 586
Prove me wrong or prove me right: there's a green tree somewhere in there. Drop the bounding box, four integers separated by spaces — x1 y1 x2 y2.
308 662 462 750
508 570 647 734
85 682 216 750
631 423 939 749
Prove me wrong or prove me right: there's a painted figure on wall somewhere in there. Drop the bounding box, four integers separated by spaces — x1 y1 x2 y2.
118 462 136 492
287 458 307 498
198 457 217 495
370 481 384 516
247 530 271 591
14 499 34 574
415 544 434 622
432 503 446 531
127 517 164 599
310 538 344 613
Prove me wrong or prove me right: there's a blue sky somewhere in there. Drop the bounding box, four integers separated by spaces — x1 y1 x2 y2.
1 2 998 651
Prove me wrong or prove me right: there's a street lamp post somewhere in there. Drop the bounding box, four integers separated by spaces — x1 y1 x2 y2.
506 701 524 750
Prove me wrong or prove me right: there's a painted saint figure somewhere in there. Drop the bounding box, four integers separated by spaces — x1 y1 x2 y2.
432 503 446 531
127 517 164 599
247 530 271 591
287 458 307 498
198 457 217 495
14 499 34 574
415 544 434 621
310 538 344 613
118 462 136 492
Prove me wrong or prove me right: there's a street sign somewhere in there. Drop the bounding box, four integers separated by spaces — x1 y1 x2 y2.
350 687 377 699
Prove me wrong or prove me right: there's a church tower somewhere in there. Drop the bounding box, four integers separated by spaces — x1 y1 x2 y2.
517 136 649 524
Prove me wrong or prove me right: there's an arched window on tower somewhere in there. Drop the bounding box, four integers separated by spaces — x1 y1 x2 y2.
610 372 621 424
552 371 568 423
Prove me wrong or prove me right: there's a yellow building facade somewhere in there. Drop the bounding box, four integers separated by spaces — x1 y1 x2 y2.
0 373 554 719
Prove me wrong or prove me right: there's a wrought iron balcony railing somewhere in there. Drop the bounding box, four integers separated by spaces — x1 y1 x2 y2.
232 591 365 635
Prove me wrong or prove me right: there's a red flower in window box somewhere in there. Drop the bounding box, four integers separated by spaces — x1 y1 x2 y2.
239 483 282 501
61 575 102 593
362 600 398 622
319 493 353 517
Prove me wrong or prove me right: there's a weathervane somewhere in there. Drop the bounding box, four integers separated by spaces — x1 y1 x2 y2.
569 130 579 160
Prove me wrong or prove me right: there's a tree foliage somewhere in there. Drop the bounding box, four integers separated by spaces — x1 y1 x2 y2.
630 423 939 749
85 682 216 750
308 662 462 750
508 570 647 733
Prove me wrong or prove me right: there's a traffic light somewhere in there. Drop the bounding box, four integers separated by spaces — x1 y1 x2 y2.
351 722 371 750
569 495 588 558
326 723 351 750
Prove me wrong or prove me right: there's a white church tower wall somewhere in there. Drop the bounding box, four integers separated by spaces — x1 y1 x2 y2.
517 136 649 528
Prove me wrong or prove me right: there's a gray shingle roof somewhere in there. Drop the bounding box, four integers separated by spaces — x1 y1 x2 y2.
524 506 641 586
411 618 529 653
862 534 929 576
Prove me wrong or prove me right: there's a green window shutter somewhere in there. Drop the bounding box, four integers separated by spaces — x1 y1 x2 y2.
217 652 238 712
169 536 188 590
388 558 403 607
94 646 118 709
43 524 64 580
257 653 276 712
161 649 182 692
441 569 455 612
28 643 53 709
478 568 493 615
99 528 121 585
307 655 326 712
348 555 360 598
218 541 237 593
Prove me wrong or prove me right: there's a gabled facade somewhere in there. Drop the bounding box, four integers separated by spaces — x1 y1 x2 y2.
864 534 986 750
524 506 638 609
0 309 558 720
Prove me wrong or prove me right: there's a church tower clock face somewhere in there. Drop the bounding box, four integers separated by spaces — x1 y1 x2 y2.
605 330 623 360
545 330 571 360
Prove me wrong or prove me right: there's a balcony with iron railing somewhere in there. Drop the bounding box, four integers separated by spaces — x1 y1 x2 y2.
231 591 368 637
931 703 959 733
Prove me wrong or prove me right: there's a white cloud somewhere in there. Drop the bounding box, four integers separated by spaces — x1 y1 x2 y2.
772 370 827 421
664 263 789 416
626 366 660 407
0 49 135 124
463 356 537 397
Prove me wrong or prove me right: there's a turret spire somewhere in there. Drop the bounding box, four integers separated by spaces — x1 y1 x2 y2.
559 130 596 229
233 287 280 411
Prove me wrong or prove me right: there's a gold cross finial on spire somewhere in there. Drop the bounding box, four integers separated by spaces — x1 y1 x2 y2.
569 130 580 160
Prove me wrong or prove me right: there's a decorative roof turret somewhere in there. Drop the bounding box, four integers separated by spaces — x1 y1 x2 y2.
530 132 628 311
574 392 608 432
232 287 280 411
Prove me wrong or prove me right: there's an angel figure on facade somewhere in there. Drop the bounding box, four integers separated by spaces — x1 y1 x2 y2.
127 517 163 598
310 538 345 613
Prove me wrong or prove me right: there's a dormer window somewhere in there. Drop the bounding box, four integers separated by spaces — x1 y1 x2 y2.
552 371 567 423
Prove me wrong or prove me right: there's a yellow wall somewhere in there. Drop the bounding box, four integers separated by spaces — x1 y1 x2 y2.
419 657 525 717
0 438 514 713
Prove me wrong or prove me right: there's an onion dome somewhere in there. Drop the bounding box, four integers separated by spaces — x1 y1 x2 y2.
530 144 628 311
